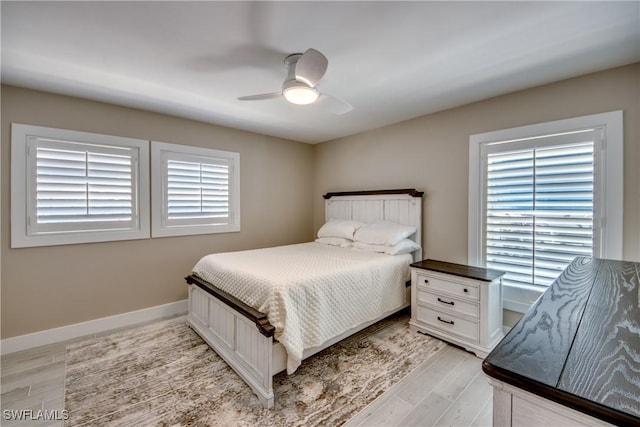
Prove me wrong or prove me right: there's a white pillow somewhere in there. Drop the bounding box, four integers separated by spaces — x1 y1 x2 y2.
315 237 353 248
386 238 421 255
353 241 387 253
354 239 421 255
354 220 417 246
317 219 364 240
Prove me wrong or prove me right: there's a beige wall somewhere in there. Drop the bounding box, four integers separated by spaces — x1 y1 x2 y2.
3 63 639 338
1 85 315 338
313 63 640 266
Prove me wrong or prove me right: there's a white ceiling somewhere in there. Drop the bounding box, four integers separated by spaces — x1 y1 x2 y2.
2 1 639 144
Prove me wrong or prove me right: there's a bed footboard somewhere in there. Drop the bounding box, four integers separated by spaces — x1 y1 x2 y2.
186 275 275 337
186 277 277 408
186 275 411 408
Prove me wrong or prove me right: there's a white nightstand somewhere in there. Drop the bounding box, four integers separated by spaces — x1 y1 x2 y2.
409 259 505 358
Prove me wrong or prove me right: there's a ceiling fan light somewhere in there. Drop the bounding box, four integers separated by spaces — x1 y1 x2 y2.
283 85 319 105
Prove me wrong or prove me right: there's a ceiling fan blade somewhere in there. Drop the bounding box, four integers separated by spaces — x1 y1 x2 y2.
237 92 282 101
317 94 353 115
295 48 328 87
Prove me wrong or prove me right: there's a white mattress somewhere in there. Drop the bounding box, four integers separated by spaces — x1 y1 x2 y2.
192 242 411 373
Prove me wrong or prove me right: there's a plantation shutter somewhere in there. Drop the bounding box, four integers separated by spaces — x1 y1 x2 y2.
164 154 233 227
28 137 138 234
484 130 598 290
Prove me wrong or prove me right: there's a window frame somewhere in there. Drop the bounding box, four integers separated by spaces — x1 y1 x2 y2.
11 123 150 248
150 141 240 238
468 111 623 312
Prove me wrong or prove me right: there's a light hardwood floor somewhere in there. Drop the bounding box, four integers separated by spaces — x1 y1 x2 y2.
1 321 492 427
345 344 493 427
1 341 67 427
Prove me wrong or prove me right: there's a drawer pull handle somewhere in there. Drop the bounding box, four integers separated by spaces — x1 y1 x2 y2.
463 288 469 293
437 297 454 306
437 316 455 325
424 279 429 284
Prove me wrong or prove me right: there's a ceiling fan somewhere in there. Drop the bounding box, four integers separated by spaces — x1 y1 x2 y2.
238 48 353 114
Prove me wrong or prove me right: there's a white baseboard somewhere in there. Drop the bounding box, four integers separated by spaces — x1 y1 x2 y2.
1 299 188 355
503 297 533 314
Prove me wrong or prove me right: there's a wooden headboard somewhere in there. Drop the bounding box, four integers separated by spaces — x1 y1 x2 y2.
323 189 424 261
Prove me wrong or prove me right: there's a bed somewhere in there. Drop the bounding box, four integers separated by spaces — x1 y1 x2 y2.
185 189 424 408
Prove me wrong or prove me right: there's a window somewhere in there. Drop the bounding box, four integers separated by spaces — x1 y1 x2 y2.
151 141 240 237
469 111 622 312
11 124 150 248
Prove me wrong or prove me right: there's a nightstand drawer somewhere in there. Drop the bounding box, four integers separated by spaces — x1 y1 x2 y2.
416 273 479 300
416 306 479 342
416 289 479 318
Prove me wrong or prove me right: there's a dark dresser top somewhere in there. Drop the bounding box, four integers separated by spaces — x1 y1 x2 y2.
410 259 505 282
483 257 640 426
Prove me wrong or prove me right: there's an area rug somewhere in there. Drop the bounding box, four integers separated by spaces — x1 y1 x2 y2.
64 311 446 426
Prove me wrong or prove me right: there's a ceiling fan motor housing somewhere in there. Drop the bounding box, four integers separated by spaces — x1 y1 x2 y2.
281 53 319 105
283 53 307 88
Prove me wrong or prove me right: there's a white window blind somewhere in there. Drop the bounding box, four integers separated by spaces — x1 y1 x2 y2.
469 111 622 312
484 131 596 290
166 158 231 225
30 138 137 233
11 123 150 248
151 141 240 237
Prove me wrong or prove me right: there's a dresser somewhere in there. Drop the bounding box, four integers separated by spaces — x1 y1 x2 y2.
483 257 640 426
409 259 505 358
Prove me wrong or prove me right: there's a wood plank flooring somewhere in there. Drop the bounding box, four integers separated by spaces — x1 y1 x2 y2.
345 344 492 427
1 323 492 426
1 342 68 427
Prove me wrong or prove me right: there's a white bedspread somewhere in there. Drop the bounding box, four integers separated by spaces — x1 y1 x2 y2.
192 242 411 374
